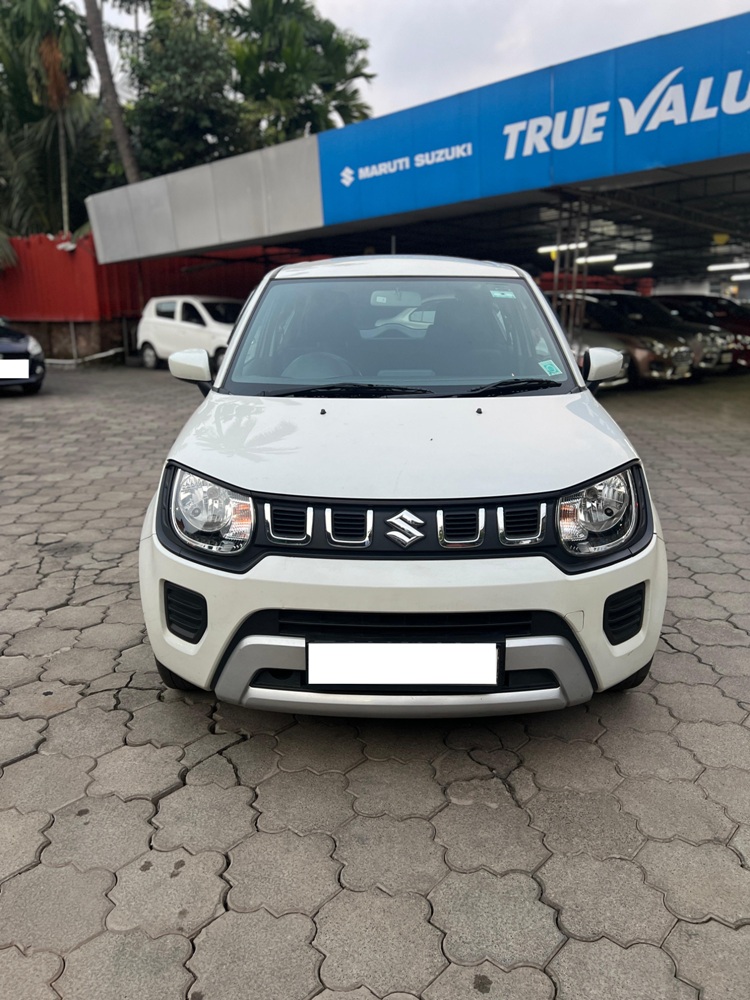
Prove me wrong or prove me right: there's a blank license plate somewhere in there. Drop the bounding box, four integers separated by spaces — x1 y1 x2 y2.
307 643 498 686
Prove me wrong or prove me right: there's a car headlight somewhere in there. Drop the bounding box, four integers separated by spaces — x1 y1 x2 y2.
557 469 638 556
26 336 44 358
171 469 254 553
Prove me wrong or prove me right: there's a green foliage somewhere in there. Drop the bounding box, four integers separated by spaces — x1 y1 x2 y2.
127 0 251 176
229 0 373 145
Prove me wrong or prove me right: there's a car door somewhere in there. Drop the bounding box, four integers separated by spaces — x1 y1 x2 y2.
152 299 178 357
178 299 210 352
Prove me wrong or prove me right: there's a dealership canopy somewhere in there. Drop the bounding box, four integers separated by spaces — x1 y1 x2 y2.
87 12 750 278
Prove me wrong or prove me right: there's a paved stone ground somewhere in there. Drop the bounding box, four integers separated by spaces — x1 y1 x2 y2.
1 367 749 999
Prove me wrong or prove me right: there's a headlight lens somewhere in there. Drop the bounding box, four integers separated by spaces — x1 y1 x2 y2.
557 470 638 556
171 469 254 553
27 336 44 358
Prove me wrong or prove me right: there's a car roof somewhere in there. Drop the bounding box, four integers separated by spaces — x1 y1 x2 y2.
274 255 521 280
147 295 242 303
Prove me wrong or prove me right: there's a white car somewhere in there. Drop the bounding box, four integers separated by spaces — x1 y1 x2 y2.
136 295 243 372
139 256 668 717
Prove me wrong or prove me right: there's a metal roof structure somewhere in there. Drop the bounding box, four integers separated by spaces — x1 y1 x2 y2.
86 12 750 286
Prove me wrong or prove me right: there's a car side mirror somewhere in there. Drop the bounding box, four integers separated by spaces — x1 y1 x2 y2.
582 347 624 384
168 349 212 396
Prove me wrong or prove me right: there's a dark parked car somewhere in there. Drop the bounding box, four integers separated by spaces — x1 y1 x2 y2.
652 294 750 370
0 319 45 395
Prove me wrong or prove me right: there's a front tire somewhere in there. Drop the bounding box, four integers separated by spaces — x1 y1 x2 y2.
154 658 201 692
21 381 43 395
141 343 160 370
609 661 652 691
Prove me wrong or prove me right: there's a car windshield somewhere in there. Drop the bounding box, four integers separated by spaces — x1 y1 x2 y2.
223 277 574 396
594 295 681 329
202 301 242 324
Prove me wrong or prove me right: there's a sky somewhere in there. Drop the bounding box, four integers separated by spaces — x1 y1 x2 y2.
94 0 750 118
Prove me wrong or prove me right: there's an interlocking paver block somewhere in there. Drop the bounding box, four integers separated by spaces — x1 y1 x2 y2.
548 937 696 999
538 853 675 946
189 909 319 1000
347 759 445 818
652 682 746 723
335 815 447 893
651 651 718 686
0 716 46 766
179 730 239 767
228 830 340 915
185 753 237 787
638 840 750 924
428 748 492 784
126 698 213 748
214 735 279 784
445 724 503 751
57 928 193 1000
591 690 676 732
42 795 154 871
117 687 160 713
0 808 50 881
434 779 547 874
666 920 750 1000
0 655 44 690
524 706 604 742
597 729 701 780
316 887 445 995
0 609 44 634
255 769 354 833
678 618 749 647
0 946 62 1000
77 622 144 649
87 744 183 801
108 847 226 936
42 647 118 685
153 783 257 852
429 870 563 967
619 774 736 842
465 747 517 778
41 605 105 631
275 719 365 773
0 863 113 953
521 738 620 792
698 766 750 824
718 675 750 706
424 961 555 1000
674 721 750 768
213 702 294 735
0 753 94 813
358 721 448 761
0 679 83 720
4 627 79 657
699 646 750 677
39 705 129 758
528 790 644 858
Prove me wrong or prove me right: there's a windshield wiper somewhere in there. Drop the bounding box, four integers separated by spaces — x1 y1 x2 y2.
449 378 563 397
270 382 436 398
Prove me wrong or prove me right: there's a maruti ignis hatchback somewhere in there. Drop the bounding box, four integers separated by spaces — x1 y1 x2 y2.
139 256 667 717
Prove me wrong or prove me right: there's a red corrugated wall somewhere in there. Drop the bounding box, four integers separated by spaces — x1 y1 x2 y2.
0 234 323 322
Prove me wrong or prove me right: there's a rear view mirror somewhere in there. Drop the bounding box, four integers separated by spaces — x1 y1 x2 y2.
370 290 422 307
168 349 212 396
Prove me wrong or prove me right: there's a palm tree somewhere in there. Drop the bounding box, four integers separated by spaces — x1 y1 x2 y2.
1 0 92 235
82 0 140 183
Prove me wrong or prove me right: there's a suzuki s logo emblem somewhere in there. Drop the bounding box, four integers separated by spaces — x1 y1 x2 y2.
340 165 355 187
386 509 425 548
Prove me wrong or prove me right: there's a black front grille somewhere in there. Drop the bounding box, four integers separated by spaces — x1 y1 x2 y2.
271 506 307 537
603 583 645 645
164 583 208 644
275 608 534 642
504 505 540 537
443 509 479 539
332 509 368 540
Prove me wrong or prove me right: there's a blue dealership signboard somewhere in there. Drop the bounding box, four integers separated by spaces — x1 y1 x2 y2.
318 13 750 226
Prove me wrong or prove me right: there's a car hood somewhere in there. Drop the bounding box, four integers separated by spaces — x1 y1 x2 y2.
0 329 29 351
168 391 637 500
602 325 690 350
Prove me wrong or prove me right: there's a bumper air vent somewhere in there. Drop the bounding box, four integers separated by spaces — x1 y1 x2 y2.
270 506 308 538
331 510 368 540
442 509 479 538
603 583 646 645
164 582 207 644
504 505 541 537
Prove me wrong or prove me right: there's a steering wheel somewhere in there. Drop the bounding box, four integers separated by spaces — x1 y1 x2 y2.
281 352 361 379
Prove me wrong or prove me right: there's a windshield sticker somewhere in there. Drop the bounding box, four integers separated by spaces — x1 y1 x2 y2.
539 359 563 377
491 289 516 298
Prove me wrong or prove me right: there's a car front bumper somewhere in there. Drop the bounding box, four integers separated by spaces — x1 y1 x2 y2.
139 499 667 717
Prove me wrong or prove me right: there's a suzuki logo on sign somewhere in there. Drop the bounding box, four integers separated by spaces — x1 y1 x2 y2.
385 510 425 548
340 166 355 187
501 66 750 160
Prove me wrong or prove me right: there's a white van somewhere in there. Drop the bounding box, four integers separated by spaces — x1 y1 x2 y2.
136 296 243 372
139 256 668 718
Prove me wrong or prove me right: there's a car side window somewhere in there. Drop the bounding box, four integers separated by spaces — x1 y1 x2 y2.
182 302 205 326
155 301 176 320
